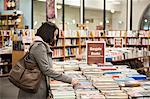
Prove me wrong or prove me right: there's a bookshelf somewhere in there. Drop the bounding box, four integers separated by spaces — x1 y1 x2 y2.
0 29 148 64
0 30 12 77
0 53 12 77
0 14 23 30
0 30 13 48
51 30 149 63
12 29 35 65
52 31 80 60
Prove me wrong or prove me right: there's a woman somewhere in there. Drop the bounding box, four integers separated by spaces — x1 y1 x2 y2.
18 22 78 99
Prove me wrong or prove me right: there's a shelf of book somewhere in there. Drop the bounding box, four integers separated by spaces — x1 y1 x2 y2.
0 52 12 77
0 29 148 62
0 14 23 30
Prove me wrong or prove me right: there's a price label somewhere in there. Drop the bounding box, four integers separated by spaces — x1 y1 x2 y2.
114 38 123 48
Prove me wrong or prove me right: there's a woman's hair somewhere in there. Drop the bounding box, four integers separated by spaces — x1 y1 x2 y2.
35 22 59 45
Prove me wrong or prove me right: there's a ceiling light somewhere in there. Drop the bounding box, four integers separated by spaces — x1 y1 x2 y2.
38 0 46 2
144 19 148 23
52 20 56 23
100 22 103 25
110 9 115 13
107 0 115 1
106 20 109 24
112 1 121 5
34 21 38 26
118 21 123 24
57 5 62 9
86 21 89 24
72 20 76 24
67 22 70 25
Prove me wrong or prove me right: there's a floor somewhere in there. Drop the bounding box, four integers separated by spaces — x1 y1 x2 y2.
0 77 19 99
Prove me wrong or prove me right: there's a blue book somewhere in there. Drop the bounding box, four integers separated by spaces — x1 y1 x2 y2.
127 74 147 80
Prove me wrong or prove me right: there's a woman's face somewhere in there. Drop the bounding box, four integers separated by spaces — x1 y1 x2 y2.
54 30 58 41
50 29 59 46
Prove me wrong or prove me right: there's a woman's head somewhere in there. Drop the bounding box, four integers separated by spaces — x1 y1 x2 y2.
35 22 59 46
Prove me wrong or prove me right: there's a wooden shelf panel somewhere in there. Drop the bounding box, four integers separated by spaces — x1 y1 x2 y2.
51 46 64 48
65 45 79 47
93 36 105 38
2 35 12 37
126 45 150 46
0 14 18 17
64 37 79 39
65 55 75 57
58 37 64 39
0 53 12 55
111 56 149 62
81 44 86 47
80 37 89 39
0 73 9 77
0 63 12 66
0 24 18 26
126 37 149 38
105 36 122 38
52 56 64 59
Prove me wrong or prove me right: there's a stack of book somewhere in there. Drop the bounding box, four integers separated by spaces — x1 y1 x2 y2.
50 80 76 99
65 71 86 81
123 87 150 98
75 80 101 99
51 62 150 99
82 67 104 80
92 77 128 99
92 77 120 91
141 81 150 90
64 64 79 71
104 90 128 99
76 91 105 99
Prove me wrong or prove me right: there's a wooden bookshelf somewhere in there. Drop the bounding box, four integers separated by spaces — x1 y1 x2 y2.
111 56 147 63
12 51 25 65
0 52 12 77
0 30 13 48
0 14 23 30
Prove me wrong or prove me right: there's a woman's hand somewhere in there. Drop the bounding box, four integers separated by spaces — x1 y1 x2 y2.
71 79 79 86
71 79 80 90
76 54 82 61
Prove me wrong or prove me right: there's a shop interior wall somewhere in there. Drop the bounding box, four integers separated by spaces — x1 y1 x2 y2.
33 0 46 29
111 0 127 30
19 0 32 29
85 8 112 30
132 0 150 30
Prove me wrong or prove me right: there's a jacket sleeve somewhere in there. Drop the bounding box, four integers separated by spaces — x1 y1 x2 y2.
30 43 72 84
